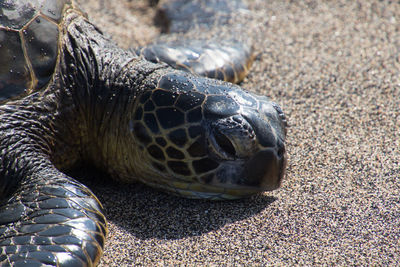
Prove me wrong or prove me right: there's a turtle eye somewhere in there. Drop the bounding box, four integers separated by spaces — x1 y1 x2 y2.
214 130 236 158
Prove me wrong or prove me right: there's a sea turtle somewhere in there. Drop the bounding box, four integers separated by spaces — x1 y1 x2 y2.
0 0 287 266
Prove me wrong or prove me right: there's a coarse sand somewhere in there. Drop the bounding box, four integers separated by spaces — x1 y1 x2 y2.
76 0 400 265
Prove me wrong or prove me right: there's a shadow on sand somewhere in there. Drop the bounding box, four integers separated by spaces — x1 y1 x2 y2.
69 165 276 240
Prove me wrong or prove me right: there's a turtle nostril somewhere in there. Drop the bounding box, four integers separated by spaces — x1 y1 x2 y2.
214 130 236 158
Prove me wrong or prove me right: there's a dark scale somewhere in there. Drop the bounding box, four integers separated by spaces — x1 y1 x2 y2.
133 122 152 145
0 30 29 100
0 3 37 29
157 72 194 93
192 158 219 174
51 236 79 246
134 106 143 120
12 236 31 245
152 89 178 106
167 161 192 176
144 99 156 111
5 246 17 254
24 16 59 89
152 161 166 172
203 95 240 119
144 113 160 134
147 145 165 161
139 90 151 104
156 107 185 129
155 137 167 147
166 146 185 160
187 139 207 157
168 128 187 147
188 125 203 138
187 107 202 123
175 91 205 111
40 0 70 22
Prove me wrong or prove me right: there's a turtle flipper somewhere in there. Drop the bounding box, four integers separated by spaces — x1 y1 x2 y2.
0 170 106 266
155 0 248 34
136 40 254 83
136 0 254 83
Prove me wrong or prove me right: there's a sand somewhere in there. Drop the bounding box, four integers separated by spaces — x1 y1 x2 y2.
77 0 400 265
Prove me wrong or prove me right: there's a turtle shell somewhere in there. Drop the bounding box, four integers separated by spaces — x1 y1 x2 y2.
0 0 73 102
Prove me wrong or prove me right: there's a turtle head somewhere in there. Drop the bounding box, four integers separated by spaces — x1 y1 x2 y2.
129 72 287 200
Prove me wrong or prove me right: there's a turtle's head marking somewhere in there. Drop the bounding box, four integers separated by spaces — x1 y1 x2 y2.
129 72 286 200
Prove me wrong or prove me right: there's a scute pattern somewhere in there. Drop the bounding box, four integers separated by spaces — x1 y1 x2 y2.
156 108 185 129
168 129 187 147
132 71 269 183
0 0 287 266
24 16 60 89
129 66 286 201
0 0 72 102
0 174 106 266
0 30 29 101
131 73 216 179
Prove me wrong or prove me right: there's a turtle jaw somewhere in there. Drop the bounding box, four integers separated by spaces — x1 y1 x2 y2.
202 101 287 196
240 146 286 191
149 145 286 200
126 72 287 199
162 113 287 200
202 140 286 198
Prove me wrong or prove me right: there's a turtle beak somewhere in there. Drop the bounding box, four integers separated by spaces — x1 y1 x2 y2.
242 145 286 191
205 97 287 195
208 125 286 193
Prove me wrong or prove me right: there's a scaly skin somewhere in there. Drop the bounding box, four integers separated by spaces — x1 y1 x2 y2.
0 2 286 266
0 10 163 266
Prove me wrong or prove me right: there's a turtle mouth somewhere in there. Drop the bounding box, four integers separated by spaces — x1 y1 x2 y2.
202 146 286 196
200 112 286 195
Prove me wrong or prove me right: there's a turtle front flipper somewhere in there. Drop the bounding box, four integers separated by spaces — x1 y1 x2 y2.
0 171 106 266
135 0 254 83
0 104 106 266
136 40 254 84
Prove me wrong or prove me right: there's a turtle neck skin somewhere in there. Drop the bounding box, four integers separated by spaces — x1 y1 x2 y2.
53 10 286 197
0 1 286 265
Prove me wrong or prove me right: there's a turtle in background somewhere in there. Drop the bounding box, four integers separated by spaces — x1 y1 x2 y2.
0 0 287 265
